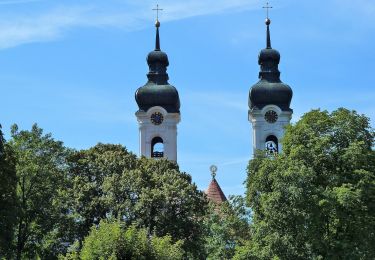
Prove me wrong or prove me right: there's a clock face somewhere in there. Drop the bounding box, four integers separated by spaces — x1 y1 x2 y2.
150 112 164 125
265 141 278 153
265 110 278 123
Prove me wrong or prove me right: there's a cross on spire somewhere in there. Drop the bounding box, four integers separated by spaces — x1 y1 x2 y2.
152 4 163 22
263 2 273 19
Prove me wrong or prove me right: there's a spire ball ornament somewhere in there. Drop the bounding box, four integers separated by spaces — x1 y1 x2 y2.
265 18 271 25
210 165 218 179
152 4 163 28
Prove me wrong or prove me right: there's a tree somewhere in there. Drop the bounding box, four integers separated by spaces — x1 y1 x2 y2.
105 157 208 258
65 143 137 246
0 125 17 257
62 220 185 260
66 145 207 258
243 108 375 259
204 195 251 259
9 124 70 259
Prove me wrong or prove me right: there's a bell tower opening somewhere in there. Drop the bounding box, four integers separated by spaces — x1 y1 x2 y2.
265 135 278 154
151 137 164 158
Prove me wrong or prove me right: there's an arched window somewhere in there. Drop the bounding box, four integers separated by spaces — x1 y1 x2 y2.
151 137 164 158
265 135 278 154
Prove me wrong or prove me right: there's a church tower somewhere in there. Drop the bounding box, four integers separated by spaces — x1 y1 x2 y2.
135 18 180 161
248 15 293 155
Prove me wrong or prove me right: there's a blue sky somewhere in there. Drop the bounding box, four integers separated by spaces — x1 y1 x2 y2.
1 0 374 196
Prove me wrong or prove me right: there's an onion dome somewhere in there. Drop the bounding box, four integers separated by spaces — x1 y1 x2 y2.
135 20 180 113
249 18 293 111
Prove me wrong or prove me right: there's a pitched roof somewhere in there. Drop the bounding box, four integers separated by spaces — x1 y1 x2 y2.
205 178 227 204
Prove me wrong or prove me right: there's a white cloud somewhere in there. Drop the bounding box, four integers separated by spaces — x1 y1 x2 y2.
0 0 373 49
0 0 259 49
0 0 42 5
0 7 91 48
155 0 258 21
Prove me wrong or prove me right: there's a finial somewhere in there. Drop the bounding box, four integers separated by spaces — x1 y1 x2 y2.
263 2 273 49
152 4 163 27
263 2 272 20
152 4 163 50
210 165 218 179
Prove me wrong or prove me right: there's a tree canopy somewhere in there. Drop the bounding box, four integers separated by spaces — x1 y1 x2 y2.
1 127 208 259
65 145 207 258
62 220 185 260
0 125 17 258
7 124 70 259
204 195 251 259
1 107 374 259
243 108 375 259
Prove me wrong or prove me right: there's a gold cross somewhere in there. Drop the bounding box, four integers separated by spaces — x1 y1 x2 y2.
263 2 273 19
152 4 163 21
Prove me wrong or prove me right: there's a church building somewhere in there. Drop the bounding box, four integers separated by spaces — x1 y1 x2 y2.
135 16 180 162
248 16 293 155
134 8 293 204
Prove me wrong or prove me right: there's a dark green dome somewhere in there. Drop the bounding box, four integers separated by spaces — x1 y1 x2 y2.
249 19 292 111
135 23 180 113
249 80 292 111
147 50 169 66
135 82 180 113
259 48 280 63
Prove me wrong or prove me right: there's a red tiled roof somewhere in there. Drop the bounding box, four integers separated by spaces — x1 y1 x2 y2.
205 178 227 204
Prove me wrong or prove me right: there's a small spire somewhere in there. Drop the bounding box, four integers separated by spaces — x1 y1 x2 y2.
152 4 163 50
155 25 160 50
263 2 273 49
266 18 271 49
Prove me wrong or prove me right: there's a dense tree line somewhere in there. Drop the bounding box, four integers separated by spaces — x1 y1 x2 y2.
0 125 17 258
237 108 375 259
0 108 374 259
0 123 249 259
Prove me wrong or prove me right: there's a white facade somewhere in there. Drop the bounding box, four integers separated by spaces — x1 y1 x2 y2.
249 104 292 155
135 106 180 161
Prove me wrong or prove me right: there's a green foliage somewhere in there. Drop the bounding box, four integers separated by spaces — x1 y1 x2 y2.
63 220 184 260
65 145 207 258
8 124 70 259
244 108 375 259
66 143 137 244
0 125 17 257
80 220 123 260
151 232 185 260
1 132 208 258
111 157 207 257
204 195 251 259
